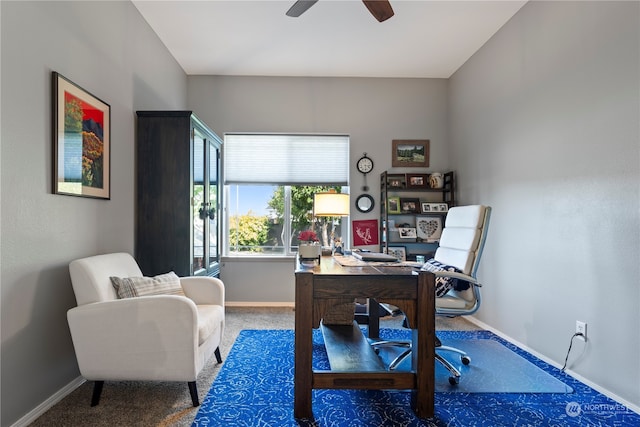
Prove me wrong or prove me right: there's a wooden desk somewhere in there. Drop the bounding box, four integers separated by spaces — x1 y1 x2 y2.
294 256 435 419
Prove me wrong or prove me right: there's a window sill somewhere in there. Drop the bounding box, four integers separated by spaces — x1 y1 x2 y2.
221 256 296 263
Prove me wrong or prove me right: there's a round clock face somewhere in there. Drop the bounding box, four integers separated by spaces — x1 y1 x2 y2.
357 156 373 174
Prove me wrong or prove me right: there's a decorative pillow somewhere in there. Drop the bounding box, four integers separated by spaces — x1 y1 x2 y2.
110 271 185 299
420 259 470 297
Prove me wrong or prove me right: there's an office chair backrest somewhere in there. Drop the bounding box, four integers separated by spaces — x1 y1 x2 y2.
434 205 491 280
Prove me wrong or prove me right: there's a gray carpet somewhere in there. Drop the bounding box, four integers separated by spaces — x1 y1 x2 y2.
30 307 479 427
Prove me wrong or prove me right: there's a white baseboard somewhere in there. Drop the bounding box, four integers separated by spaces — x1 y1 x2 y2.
466 316 640 415
226 301 295 308
10 376 86 427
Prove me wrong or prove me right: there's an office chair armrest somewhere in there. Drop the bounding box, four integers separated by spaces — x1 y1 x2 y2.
433 271 481 286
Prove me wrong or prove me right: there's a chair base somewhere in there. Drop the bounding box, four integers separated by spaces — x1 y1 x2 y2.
371 338 471 385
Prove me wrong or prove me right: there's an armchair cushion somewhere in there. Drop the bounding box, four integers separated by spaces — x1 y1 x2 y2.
110 271 185 299
196 305 225 345
421 259 470 297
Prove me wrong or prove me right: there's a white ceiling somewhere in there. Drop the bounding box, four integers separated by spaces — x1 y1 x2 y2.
132 0 527 78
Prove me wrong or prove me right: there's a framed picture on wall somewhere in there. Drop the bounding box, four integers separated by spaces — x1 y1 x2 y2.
52 72 111 199
352 219 379 246
392 139 430 167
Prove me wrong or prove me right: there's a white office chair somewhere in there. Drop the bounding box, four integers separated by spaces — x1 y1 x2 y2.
374 205 491 385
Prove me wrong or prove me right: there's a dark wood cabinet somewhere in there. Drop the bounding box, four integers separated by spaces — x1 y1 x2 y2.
136 111 222 277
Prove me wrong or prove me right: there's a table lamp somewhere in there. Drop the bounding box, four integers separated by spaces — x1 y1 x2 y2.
313 190 350 253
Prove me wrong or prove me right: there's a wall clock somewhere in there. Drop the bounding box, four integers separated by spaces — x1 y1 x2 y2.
356 153 374 191
356 153 374 175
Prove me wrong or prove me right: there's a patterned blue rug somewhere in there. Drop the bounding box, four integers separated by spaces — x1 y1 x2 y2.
193 329 640 426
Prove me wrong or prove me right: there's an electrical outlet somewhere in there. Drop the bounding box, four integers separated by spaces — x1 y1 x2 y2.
576 321 587 341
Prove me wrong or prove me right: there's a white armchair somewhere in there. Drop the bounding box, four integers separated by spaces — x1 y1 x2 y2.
67 252 225 407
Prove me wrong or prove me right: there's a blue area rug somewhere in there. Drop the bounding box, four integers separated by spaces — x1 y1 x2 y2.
193 329 640 426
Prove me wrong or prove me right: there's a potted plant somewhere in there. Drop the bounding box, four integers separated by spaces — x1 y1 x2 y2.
298 230 321 259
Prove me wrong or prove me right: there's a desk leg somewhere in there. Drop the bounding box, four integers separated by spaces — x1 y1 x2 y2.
413 271 435 418
294 273 313 419
368 299 380 339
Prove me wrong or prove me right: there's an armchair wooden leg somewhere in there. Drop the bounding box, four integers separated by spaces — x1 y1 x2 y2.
214 347 222 363
188 381 199 407
90 381 104 407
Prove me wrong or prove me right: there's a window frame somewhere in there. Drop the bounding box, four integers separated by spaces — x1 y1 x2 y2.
222 133 350 258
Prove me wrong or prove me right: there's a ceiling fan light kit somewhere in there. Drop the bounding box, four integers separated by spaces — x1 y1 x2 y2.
287 0 394 22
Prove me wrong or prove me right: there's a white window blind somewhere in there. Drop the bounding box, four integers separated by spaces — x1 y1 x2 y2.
224 134 350 185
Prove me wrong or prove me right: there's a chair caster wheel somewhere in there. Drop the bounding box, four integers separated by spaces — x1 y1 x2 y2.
449 376 460 385
461 355 471 365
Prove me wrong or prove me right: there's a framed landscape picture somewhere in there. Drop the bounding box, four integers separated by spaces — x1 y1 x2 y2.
392 139 429 168
53 72 110 199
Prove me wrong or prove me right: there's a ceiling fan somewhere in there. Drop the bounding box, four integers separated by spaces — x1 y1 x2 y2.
286 0 394 23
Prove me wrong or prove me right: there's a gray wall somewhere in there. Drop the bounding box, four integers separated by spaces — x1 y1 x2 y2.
0 2 187 425
449 1 639 408
1 0 639 424
187 75 450 302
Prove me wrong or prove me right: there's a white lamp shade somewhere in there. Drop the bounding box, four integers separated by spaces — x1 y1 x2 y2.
313 192 350 217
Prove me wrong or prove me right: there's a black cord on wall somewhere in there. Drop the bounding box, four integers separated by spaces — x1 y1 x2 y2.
561 332 585 372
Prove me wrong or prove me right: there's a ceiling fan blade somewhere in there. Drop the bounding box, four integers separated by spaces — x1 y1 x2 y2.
286 0 319 18
362 0 394 22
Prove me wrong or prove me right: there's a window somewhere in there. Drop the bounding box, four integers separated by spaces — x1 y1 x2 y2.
224 134 350 257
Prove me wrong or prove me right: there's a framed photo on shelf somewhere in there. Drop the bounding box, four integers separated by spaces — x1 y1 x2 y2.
53 72 110 199
385 246 406 261
387 174 406 188
398 227 417 239
400 198 420 213
392 139 430 168
388 197 401 214
416 216 443 242
406 174 428 188
421 202 448 213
